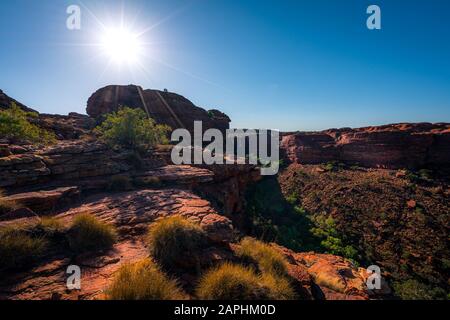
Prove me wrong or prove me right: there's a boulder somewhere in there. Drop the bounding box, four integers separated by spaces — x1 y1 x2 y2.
86 85 231 134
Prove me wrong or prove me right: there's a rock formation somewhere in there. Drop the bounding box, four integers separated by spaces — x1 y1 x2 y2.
86 85 231 134
281 123 450 169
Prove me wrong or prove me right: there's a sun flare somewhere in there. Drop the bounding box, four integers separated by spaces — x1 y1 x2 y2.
100 27 142 65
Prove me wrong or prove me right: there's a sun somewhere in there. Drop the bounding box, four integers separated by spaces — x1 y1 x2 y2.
100 27 143 65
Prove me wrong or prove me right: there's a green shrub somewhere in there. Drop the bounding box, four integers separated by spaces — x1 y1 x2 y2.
107 259 186 300
67 214 117 253
294 206 306 215
310 215 358 261
0 103 56 144
196 263 265 300
236 237 288 277
324 162 335 172
405 171 420 184
147 216 205 269
323 161 345 172
107 175 133 191
393 279 435 300
418 169 433 180
95 107 171 152
441 258 450 270
0 225 47 270
285 193 298 205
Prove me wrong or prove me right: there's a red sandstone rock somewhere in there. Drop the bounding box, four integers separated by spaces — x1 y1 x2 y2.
407 199 417 208
281 123 450 169
200 213 235 243
3 187 80 213
86 85 231 134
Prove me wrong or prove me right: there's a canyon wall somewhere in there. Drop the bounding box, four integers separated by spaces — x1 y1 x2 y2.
281 123 450 169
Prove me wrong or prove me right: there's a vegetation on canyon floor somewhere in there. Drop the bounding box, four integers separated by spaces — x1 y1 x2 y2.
245 163 449 300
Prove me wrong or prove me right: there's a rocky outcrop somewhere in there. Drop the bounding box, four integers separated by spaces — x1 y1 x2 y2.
0 141 166 191
275 246 389 300
0 89 95 140
86 85 231 134
0 89 37 113
281 123 450 169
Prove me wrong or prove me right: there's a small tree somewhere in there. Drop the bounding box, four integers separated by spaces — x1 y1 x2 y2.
0 103 56 144
95 107 170 152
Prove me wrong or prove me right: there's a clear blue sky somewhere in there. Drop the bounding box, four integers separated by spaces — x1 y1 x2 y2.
1 0 449 131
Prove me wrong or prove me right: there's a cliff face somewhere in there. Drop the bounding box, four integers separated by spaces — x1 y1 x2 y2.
86 85 231 134
281 123 450 169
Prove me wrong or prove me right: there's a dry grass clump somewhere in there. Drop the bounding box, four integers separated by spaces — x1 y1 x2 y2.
107 259 186 300
196 262 297 300
236 237 288 277
147 216 205 269
67 213 117 253
0 225 47 270
36 217 65 234
196 263 264 300
260 273 297 300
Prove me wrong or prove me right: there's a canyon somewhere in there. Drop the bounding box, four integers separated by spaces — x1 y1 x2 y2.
0 86 448 300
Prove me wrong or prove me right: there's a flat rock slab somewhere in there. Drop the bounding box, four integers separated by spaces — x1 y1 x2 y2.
0 239 149 300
